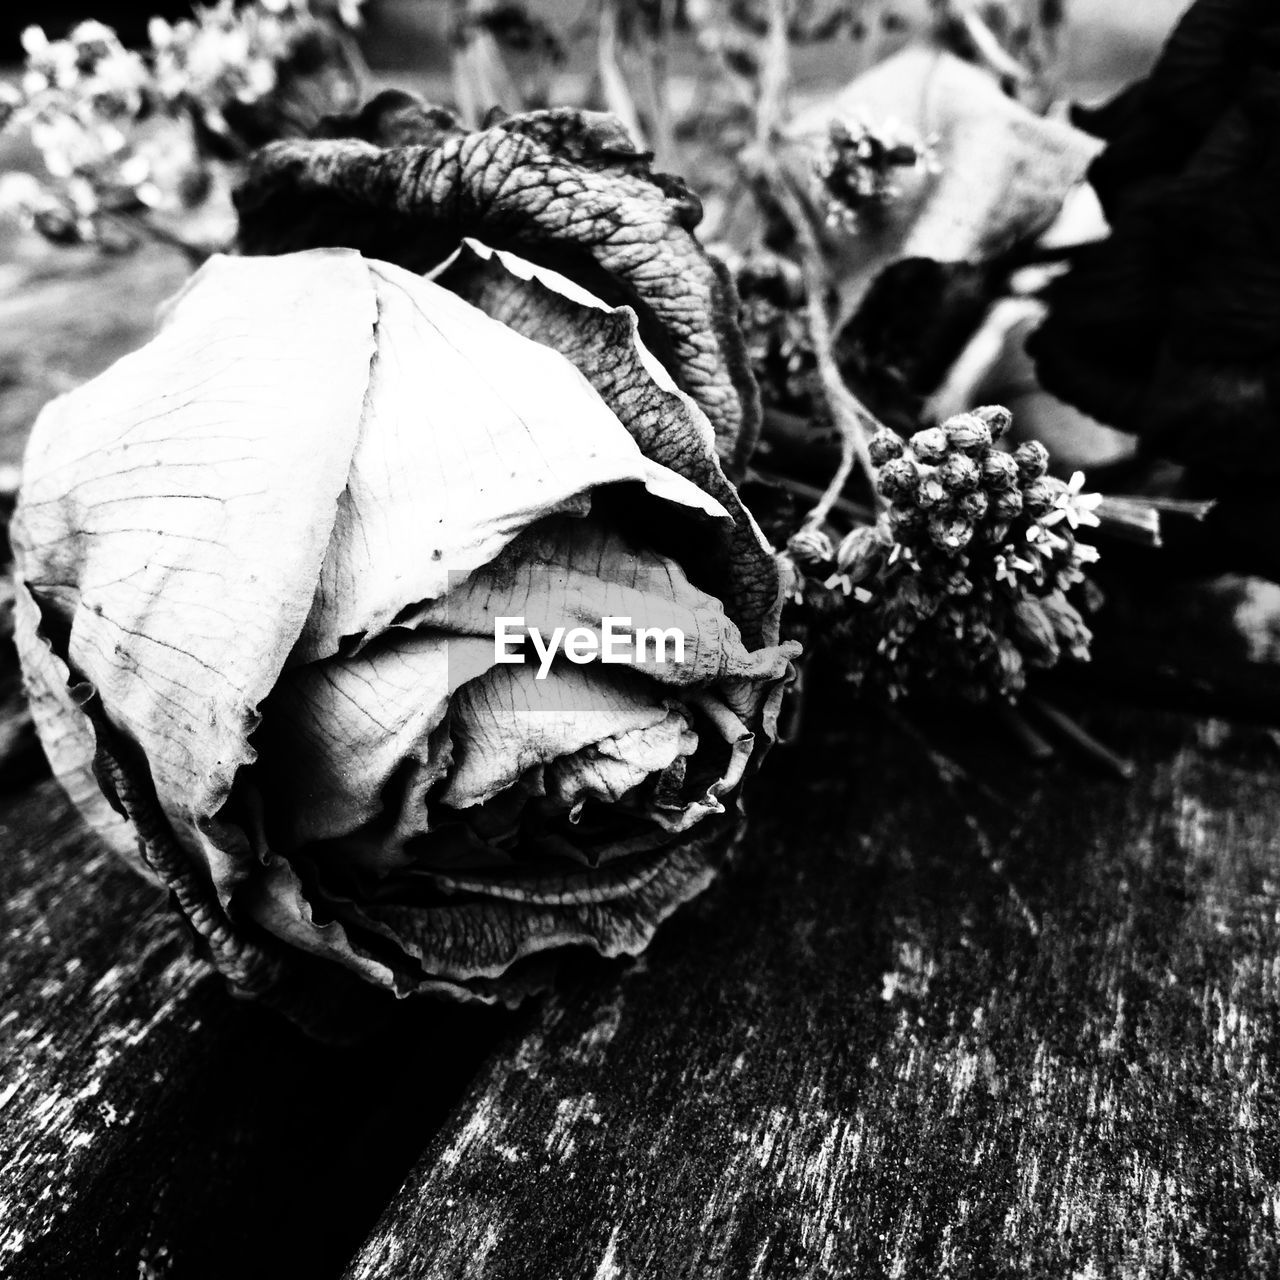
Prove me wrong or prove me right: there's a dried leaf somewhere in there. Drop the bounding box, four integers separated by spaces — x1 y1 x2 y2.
784 45 1100 329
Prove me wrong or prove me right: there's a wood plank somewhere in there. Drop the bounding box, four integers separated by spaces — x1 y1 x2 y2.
0 229 516 1278
345 702 1280 1278
0 779 509 1279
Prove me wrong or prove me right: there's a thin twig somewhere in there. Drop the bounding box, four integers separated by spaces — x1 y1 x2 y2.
755 0 791 149
757 158 887 525
1029 697 1136 780
596 0 648 149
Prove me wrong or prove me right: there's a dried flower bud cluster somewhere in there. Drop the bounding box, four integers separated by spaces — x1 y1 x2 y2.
815 115 937 232
795 406 1102 703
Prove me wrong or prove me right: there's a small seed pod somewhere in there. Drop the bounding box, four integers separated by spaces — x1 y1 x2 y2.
943 413 992 453
1023 477 1062 518
1014 440 1050 483
955 489 989 521
868 428 905 466
974 405 1013 441
889 504 925 534
909 426 950 464
787 524 836 566
991 488 1024 520
917 476 949 510
928 513 974 552
980 450 1020 492
835 524 887 583
877 456 920 502
937 453 980 494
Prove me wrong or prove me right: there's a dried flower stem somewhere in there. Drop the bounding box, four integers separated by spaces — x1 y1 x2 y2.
1029 698 1136 780
995 701 1056 763
734 0 888 526
760 158 887 525
596 0 648 150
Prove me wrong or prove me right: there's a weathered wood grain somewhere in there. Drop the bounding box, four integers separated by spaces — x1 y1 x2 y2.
345 703 1280 1279
0 780 509 1279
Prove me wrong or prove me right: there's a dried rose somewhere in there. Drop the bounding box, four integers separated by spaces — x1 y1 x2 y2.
12 242 797 1032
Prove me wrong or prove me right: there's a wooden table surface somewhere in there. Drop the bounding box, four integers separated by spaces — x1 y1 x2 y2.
3 234 1280 1280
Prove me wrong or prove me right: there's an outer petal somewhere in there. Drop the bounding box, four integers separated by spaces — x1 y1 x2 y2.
338 826 734 990
13 249 376 863
234 98 762 470
12 579 146 877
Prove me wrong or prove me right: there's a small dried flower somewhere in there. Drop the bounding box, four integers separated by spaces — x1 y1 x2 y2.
973 404 1013 441
788 524 837 566
917 476 949 509
1022 476 1062 518
816 114 938 231
1014 440 1050 483
877 456 921 501
955 489 989 521
909 426 950 464
990 488 1024 520
868 427 906 466
836 525 889 582
1012 599 1060 666
1055 470 1103 530
943 413 992 453
928 513 975 551
980 449 1020 491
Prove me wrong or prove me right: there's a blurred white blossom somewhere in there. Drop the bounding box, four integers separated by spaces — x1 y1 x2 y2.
2 0 366 253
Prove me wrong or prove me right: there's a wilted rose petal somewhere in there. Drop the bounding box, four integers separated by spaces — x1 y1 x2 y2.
235 96 762 470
